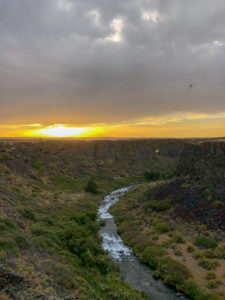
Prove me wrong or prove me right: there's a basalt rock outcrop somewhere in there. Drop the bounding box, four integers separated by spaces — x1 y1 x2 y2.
175 142 225 229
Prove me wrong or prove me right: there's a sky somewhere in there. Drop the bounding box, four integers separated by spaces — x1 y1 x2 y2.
0 0 225 138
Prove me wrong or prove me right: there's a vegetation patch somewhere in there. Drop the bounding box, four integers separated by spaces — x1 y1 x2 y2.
50 175 82 192
153 221 169 233
194 236 218 249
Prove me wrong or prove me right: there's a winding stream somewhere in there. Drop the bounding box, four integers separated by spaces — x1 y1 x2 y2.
98 186 187 300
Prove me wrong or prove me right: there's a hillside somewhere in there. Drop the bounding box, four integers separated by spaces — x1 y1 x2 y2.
0 139 185 299
1 139 224 299
111 142 225 299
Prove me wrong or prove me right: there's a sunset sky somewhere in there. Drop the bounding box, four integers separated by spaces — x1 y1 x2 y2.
0 0 225 138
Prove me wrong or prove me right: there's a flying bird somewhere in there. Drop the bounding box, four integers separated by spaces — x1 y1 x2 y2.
186 82 196 96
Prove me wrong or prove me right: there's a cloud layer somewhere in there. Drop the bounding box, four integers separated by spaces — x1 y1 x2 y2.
0 0 225 127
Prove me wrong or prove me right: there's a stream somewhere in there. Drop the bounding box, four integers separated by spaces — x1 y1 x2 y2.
98 186 187 300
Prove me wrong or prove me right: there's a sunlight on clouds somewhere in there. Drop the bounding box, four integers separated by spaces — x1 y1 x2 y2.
135 112 225 126
106 18 123 42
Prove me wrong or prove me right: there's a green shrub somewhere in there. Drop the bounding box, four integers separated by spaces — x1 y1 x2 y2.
0 250 7 261
14 233 30 249
215 246 225 259
0 237 18 254
30 224 58 242
59 226 102 262
69 211 88 225
194 236 217 249
206 272 216 280
186 245 195 253
203 249 216 259
11 186 21 193
19 207 37 220
99 220 106 227
30 159 43 171
85 179 98 194
143 163 175 181
144 171 161 181
0 218 18 231
199 224 207 231
142 246 166 269
173 235 185 244
42 216 55 225
198 259 220 270
160 238 172 248
94 255 115 275
32 236 58 253
184 278 212 300
69 209 97 226
0 222 7 232
194 249 217 260
206 279 222 289
153 222 169 234
157 256 192 289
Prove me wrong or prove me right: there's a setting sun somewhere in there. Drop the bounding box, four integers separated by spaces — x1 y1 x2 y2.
22 124 104 138
39 125 86 137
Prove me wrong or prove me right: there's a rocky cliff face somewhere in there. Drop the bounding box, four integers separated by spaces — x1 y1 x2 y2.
175 142 225 229
0 139 187 179
177 142 225 180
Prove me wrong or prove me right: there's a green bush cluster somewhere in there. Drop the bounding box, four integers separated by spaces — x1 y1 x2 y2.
156 256 191 288
186 245 195 253
143 160 175 181
198 259 220 270
153 221 169 233
206 280 222 289
183 278 213 300
30 159 43 171
26 199 144 299
0 218 29 255
173 234 185 244
85 178 98 194
19 207 37 220
194 236 217 249
142 246 166 269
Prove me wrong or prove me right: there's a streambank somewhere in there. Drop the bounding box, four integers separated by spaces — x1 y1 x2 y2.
98 186 187 300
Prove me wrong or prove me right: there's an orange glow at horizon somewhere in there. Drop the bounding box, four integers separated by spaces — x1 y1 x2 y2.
0 112 225 138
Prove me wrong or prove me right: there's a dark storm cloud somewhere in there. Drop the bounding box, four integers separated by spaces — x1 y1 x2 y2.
0 0 225 124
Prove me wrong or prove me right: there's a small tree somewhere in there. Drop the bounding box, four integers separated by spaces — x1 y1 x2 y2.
85 179 98 194
144 170 161 181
